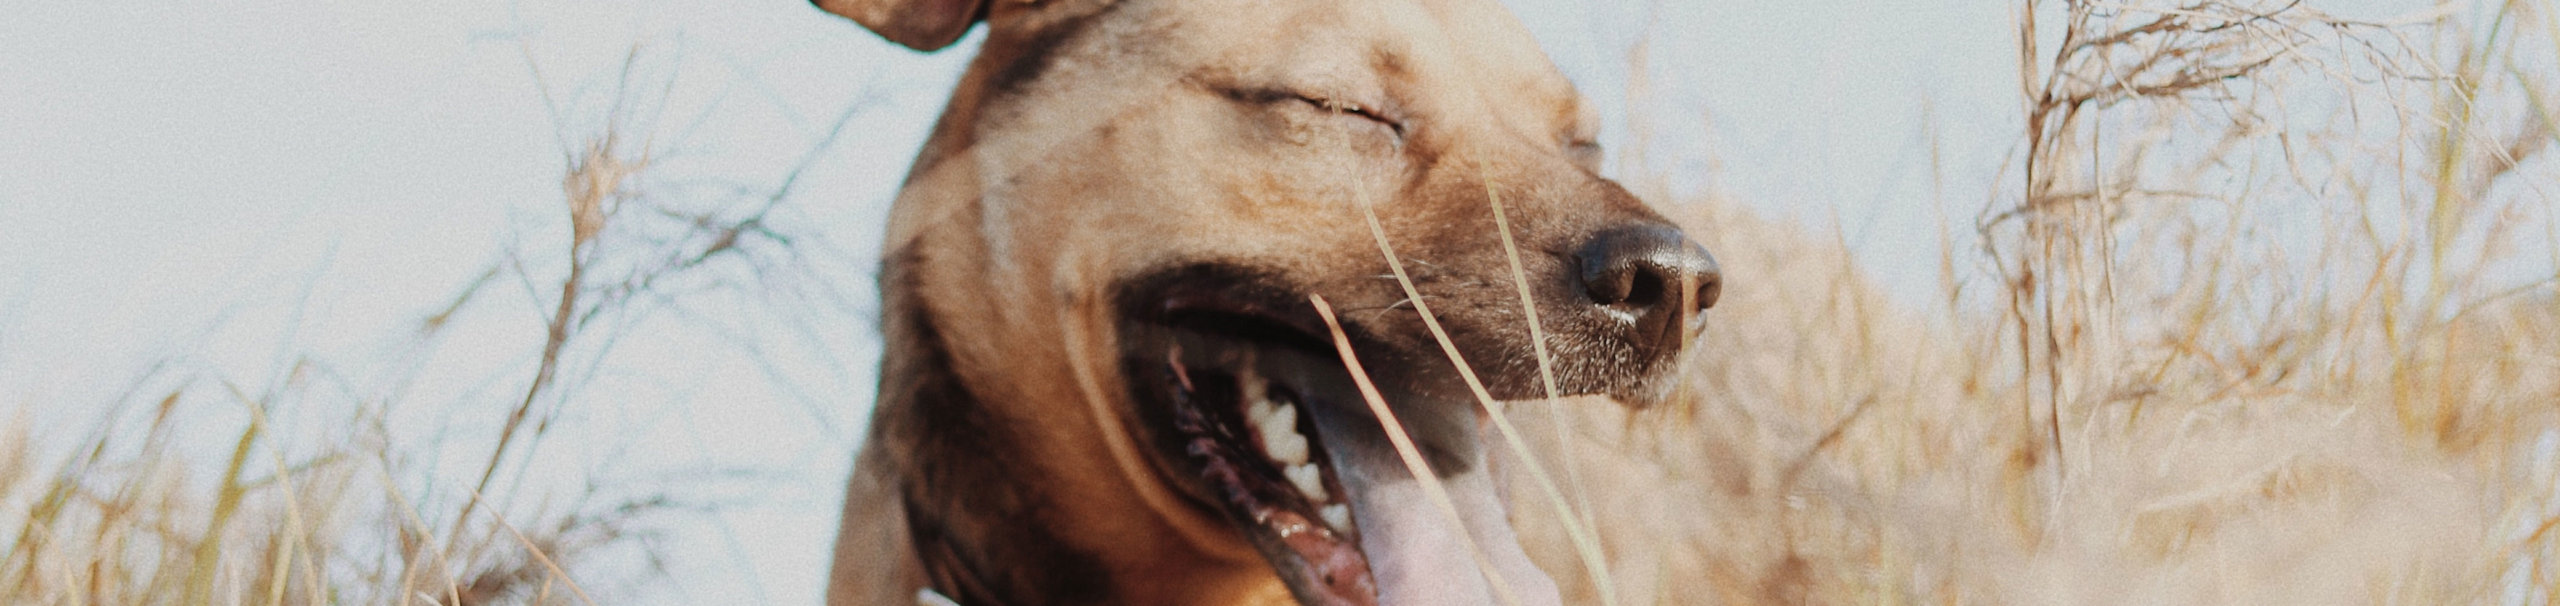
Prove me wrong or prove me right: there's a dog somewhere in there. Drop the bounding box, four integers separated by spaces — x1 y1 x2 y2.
815 0 1720 604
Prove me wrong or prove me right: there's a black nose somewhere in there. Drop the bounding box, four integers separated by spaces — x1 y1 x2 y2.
1575 224 1721 339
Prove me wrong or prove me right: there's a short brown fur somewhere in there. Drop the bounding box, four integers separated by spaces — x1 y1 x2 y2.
819 1 1704 603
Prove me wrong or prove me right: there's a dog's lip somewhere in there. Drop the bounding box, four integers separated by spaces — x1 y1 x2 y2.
1158 293 1334 349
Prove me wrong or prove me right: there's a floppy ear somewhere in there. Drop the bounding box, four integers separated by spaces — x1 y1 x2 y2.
812 0 992 52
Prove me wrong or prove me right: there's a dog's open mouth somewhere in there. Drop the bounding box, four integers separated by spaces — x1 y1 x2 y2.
1122 272 1565 606
1161 332 1374 603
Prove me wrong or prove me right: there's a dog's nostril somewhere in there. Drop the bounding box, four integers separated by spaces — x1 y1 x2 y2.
1694 265 1722 311
1575 224 1721 318
1625 271 1664 308
1582 258 1636 306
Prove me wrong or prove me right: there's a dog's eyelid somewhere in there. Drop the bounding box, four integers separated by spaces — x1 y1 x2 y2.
1566 138 1603 170
1320 98 1405 135
1218 85 1407 143
1278 91 1406 141
1298 94 1409 142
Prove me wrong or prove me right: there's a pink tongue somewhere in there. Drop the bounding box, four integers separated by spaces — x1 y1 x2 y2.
1318 413 1562 606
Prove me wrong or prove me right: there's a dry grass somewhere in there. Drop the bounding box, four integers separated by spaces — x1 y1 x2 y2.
1510 0 2560 604
0 45 860 604
5 1 2555 604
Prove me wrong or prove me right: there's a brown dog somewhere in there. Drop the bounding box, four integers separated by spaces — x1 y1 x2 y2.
815 0 1719 604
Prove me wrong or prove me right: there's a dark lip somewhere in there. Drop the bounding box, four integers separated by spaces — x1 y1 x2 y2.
1150 276 1338 354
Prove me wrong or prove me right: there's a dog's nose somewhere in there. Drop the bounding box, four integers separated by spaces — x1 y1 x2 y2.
1575 224 1721 336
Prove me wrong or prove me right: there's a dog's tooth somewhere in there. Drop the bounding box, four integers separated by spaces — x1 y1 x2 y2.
1263 428 1308 467
1241 368 1274 420
1245 397 1273 427
1319 504 1351 532
1285 463 1327 500
1247 401 1273 429
1254 404 1304 464
1266 403 1297 437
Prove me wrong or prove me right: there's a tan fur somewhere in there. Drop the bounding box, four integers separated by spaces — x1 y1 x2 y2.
821 1 1680 603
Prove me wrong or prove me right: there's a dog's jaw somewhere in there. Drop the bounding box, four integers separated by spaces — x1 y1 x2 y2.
1118 268 1575 606
1158 335 1377 604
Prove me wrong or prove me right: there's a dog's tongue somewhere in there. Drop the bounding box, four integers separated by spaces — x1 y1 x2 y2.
1308 403 1563 606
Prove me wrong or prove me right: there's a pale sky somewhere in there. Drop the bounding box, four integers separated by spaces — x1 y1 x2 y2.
0 0 2426 603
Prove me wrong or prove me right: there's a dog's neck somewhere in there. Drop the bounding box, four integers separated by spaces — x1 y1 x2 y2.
852 244 1284 605
849 247 1116 605
837 8 1300 602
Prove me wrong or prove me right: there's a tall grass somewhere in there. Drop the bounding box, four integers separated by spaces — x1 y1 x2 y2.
1511 0 2560 603
0 45 864 604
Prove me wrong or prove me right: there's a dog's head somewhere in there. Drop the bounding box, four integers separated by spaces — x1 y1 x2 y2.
822 0 1718 603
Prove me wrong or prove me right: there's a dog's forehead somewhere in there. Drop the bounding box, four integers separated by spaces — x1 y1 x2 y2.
1035 0 1582 117
1207 0 1569 95
957 0 1594 193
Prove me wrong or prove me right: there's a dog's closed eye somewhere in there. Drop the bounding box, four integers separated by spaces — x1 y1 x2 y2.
1566 139 1602 172
1290 94 1404 138
1225 87 1406 145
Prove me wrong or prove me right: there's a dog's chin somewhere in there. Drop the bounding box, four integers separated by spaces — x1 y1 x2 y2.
1121 314 1569 606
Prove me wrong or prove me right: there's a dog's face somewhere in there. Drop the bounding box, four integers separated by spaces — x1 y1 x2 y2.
823 0 1717 603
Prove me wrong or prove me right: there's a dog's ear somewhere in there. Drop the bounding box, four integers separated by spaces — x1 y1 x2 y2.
813 0 992 51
